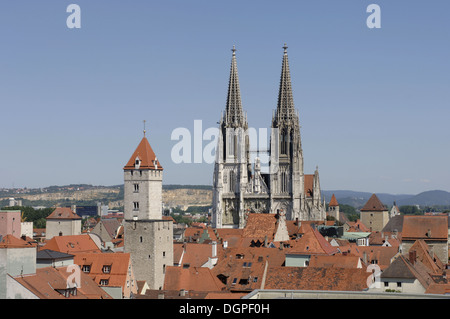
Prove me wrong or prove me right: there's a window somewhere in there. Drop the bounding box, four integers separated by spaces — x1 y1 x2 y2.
397 282 402 288
82 265 91 273
232 278 237 285
133 202 139 210
384 282 389 287
134 183 139 192
239 278 249 285
163 251 166 257
102 265 111 274
100 279 109 286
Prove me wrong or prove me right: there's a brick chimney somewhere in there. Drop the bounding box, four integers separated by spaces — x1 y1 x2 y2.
409 250 417 265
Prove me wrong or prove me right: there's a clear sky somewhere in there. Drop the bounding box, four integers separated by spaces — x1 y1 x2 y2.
0 1 449 195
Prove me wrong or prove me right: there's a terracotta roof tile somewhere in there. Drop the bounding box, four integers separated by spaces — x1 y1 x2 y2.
328 194 339 207
308 254 364 269
73 252 135 290
264 267 369 291
0 234 38 248
164 266 225 292
123 137 162 171
12 266 112 299
46 207 81 220
242 213 277 240
360 194 387 212
402 215 448 240
42 234 101 254
304 174 314 197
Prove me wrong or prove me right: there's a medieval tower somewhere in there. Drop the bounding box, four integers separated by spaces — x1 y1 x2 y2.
123 132 173 290
212 45 326 229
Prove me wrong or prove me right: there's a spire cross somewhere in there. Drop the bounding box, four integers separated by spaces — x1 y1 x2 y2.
283 43 288 54
232 45 236 56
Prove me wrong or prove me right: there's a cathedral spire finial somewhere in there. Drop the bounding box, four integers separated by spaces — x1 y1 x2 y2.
283 43 288 54
143 120 146 137
232 44 236 56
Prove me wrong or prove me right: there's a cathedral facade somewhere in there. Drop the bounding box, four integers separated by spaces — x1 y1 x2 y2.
212 45 326 229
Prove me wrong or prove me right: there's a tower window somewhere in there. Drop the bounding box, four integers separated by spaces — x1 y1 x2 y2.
134 183 139 192
133 202 139 210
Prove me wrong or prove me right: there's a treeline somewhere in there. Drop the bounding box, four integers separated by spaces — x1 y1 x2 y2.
399 205 450 215
1 206 55 228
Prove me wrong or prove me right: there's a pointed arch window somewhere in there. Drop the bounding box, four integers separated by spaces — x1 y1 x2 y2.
280 129 288 155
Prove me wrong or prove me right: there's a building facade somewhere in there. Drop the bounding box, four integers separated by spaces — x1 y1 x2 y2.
123 135 173 290
212 45 326 229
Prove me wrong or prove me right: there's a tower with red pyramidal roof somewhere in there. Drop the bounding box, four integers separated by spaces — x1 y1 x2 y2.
123 128 173 290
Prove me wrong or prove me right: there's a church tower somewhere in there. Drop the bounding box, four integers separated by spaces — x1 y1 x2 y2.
269 44 304 221
123 131 173 290
212 46 250 229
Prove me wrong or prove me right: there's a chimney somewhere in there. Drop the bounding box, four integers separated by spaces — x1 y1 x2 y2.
409 250 417 265
212 241 217 258
264 235 268 248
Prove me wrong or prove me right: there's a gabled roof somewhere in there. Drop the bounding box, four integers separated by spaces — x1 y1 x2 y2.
123 136 162 171
73 252 134 288
381 254 435 289
178 242 218 268
287 225 339 255
12 266 112 299
42 234 101 254
0 234 37 248
46 207 81 220
164 266 225 292
360 194 387 212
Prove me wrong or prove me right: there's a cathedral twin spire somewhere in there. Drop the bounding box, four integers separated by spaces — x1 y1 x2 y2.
224 44 298 129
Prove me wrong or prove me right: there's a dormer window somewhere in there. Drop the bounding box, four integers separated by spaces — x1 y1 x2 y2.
102 265 111 274
134 157 141 169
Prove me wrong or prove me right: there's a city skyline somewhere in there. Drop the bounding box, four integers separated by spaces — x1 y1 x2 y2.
1 1 449 195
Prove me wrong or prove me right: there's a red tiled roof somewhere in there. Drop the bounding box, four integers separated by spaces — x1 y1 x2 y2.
164 266 225 292
304 174 314 197
242 214 277 240
308 255 363 269
0 234 37 248
264 267 369 291
360 194 387 211
123 137 163 170
287 225 339 255
12 266 113 299
328 194 339 207
46 207 81 220
402 215 448 240
42 234 101 254
179 243 218 268
73 252 135 289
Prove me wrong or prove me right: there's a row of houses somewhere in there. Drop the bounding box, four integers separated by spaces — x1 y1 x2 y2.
1 193 450 299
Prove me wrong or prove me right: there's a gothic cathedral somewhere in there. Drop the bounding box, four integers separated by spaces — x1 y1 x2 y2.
212 45 326 229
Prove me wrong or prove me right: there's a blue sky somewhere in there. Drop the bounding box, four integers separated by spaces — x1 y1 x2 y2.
0 1 449 195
